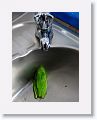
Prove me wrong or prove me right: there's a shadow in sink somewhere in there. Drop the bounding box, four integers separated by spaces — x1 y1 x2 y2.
12 47 79 102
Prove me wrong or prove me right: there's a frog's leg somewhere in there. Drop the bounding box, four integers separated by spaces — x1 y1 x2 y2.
41 91 47 99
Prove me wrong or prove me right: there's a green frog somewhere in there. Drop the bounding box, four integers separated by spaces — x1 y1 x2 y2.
33 65 47 99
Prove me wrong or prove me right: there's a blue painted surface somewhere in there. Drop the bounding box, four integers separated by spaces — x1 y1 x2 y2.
50 12 79 29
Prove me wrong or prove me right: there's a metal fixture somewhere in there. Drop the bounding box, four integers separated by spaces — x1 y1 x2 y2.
34 13 54 50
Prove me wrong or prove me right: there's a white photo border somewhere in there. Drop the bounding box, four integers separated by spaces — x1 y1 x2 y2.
0 0 91 114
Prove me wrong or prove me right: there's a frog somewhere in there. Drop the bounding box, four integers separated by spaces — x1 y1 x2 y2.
33 65 47 99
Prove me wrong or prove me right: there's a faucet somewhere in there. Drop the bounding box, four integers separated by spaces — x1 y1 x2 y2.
34 12 54 50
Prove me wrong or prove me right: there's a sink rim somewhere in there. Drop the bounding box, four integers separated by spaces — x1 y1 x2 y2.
12 46 79 61
12 21 79 60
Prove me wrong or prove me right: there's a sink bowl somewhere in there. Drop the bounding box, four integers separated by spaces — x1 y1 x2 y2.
12 48 79 102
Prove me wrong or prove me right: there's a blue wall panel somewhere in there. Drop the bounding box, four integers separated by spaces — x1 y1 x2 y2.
50 12 79 29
